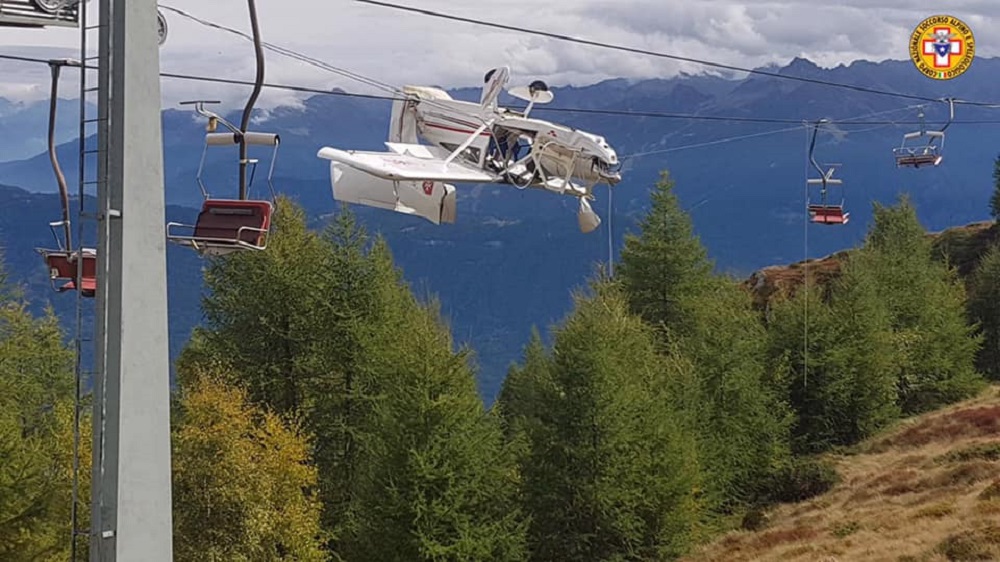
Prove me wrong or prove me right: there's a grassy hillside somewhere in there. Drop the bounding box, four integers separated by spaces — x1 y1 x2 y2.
682 384 1000 561
743 220 999 308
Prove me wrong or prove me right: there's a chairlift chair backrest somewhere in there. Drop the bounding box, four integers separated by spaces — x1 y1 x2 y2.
166 199 273 256
193 199 273 247
807 203 849 225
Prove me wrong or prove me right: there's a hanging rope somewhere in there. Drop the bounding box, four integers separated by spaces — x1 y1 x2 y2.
802 123 811 391
607 185 614 278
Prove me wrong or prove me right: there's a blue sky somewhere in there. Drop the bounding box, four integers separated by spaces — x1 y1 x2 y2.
1 0 997 108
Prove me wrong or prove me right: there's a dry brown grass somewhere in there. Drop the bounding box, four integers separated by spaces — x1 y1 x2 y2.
680 385 1000 562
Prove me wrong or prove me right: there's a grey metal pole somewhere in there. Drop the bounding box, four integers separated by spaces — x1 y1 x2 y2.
90 0 174 559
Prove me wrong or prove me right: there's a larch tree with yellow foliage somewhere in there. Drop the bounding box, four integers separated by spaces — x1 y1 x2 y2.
0 262 81 561
171 367 326 561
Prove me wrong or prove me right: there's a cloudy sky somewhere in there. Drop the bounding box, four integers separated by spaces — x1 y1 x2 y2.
1 0 998 109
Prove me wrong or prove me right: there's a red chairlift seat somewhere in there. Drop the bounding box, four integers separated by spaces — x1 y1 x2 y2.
166 199 273 256
893 146 943 168
808 204 849 225
36 247 97 297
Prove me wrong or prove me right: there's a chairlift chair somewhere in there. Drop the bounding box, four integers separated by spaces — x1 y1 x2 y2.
807 202 849 225
166 102 280 256
893 131 944 168
806 169 849 225
805 119 849 225
37 248 97 296
35 58 98 296
893 100 953 168
166 198 273 256
168 5 277 258
35 220 98 296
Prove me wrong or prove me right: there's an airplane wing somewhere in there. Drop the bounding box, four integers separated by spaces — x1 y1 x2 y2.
317 144 499 183
327 161 457 225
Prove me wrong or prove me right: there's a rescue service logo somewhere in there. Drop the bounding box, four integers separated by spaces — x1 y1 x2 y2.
909 15 975 80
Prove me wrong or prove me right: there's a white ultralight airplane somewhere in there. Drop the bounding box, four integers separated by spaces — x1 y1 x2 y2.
316 66 622 233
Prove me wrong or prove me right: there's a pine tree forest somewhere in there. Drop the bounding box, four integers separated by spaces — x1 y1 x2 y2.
2 166 998 561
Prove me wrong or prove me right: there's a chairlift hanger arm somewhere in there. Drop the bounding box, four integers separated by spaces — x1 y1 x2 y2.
46 58 71 251
239 0 266 200
807 118 829 181
939 97 956 132
916 105 928 135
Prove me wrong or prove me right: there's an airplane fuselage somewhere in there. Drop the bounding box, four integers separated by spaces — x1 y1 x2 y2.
397 88 621 192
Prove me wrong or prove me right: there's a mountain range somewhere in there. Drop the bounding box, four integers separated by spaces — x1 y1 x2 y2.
2 56 999 401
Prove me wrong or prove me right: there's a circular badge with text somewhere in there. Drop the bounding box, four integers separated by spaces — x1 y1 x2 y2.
909 15 975 80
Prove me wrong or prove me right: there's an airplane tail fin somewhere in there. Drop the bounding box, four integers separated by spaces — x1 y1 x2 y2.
389 98 418 144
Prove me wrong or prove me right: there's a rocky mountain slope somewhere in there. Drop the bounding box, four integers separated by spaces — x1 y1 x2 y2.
743 220 998 308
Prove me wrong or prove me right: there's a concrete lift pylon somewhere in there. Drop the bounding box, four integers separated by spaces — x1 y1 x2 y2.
86 0 174 560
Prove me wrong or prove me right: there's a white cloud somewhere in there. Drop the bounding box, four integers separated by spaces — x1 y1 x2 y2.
1 0 997 109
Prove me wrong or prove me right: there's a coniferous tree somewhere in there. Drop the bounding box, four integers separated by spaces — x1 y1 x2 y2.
615 171 792 513
50 397 91 562
617 171 714 338
502 281 702 562
337 242 527 562
830 258 903 442
494 326 552 482
496 327 553 435
681 281 793 512
171 368 326 561
182 198 527 560
968 243 1000 380
859 196 984 413
0 267 78 560
766 261 900 453
178 198 381 541
991 154 1000 219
